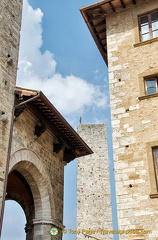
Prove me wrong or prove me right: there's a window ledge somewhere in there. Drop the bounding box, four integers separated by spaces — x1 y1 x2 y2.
138 93 158 100
150 193 158 198
134 37 158 48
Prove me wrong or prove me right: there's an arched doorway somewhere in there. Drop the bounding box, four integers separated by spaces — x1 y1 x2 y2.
4 149 55 240
1 200 26 240
5 169 34 239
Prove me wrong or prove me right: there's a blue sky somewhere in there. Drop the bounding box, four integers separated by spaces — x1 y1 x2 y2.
1 0 118 239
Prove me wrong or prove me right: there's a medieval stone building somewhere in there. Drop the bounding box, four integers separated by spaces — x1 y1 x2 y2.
81 0 158 239
77 124 113 240
0 1 93 239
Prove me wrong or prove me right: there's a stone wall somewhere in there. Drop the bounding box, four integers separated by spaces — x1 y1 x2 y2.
106 0 158 239
9 107 65 240
0 0 23 220
77 124 113 240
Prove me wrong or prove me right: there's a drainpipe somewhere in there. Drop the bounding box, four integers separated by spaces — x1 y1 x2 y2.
0 91 41 237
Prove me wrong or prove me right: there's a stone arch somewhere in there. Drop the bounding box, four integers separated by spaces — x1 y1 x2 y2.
7 148 56 240
6 169 35 222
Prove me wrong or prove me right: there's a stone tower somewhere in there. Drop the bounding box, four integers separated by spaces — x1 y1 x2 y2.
0 1 93 240
81 0 158 239
0 0 23 231
77 124 113 240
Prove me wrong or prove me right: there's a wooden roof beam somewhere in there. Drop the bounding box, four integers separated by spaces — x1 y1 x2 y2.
103 48 107 53
92 19 106 28
33 102 45 106
120 0 126 8
99 36 106 41
109 1 116 12
87 9 106 22
88 14 102 21
95 28 106 35
87 10 105 15
102 42 107 47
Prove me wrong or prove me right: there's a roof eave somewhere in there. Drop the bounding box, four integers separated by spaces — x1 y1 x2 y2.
80 8 108 65
14 87 93 162
80 0 137 65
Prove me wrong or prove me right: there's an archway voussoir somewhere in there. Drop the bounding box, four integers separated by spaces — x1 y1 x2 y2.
9 148 55 221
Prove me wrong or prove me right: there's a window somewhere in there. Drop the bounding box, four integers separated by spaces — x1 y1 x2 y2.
138 70 158 100
152 148 158 189
139 11 158 42
146 141 158 196
145 77 158 95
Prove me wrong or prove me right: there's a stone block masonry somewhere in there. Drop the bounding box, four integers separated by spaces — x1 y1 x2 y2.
80 0 158 239
106 0 158 239
77 124 113 240
0 0 23 226
0 1 94 240
9 107 65 240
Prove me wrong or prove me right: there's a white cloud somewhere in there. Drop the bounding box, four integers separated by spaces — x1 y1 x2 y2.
18 0 56 79
17 0 107 116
